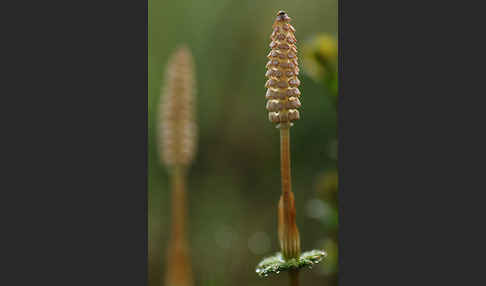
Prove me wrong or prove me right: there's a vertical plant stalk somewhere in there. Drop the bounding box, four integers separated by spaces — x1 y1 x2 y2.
159 46 197 286
257 10 326 283
258 13 327 281
265 10 302 286
278 125 301 260
279 125 301 286
166 165 193 286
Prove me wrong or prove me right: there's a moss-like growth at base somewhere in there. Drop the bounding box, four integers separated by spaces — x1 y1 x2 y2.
256 249 327 277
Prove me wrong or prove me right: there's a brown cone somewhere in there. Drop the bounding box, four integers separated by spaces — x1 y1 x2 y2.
265 11 301 126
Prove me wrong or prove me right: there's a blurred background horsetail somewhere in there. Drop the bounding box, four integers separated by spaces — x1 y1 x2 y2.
158 46 197 286
159 46 197 168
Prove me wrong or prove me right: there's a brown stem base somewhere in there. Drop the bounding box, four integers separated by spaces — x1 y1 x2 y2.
289 269 300 286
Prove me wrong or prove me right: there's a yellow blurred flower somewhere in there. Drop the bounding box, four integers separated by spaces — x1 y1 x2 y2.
316 34 338 61
302 34 338 81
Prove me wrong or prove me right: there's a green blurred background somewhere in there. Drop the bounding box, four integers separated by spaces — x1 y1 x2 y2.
149 0 338 285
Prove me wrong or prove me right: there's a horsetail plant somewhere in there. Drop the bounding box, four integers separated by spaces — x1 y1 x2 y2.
158 46 197 286
257 11 327 286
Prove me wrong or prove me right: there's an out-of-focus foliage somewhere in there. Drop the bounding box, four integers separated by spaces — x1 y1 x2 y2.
308 170 339 276
302 34 338 96
316 170 338 205
301 33 339 278
321 238 338 275
149 1 338 286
